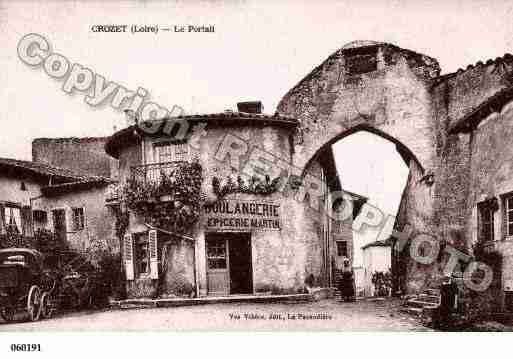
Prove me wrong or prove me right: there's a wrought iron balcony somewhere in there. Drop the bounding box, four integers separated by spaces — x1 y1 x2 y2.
130 161 189 185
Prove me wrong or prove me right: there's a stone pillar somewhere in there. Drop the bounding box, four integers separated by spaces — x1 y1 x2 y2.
196 230 208 297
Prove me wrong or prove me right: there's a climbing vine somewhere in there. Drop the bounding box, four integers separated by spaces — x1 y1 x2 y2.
121 161 203 234
212 175 282 198
114 209 130 239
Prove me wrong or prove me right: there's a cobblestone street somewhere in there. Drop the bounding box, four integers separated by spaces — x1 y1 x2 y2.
0 298 429 331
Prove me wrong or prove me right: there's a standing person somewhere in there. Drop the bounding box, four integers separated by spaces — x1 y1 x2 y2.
339 259 355 302
435 275 458 330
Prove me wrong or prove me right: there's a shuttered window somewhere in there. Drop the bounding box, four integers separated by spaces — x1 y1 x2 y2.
72 207 85 231
478 203 494 242
124 233 134 280
505 195 513 237
148 230 158 279
4 206 22 234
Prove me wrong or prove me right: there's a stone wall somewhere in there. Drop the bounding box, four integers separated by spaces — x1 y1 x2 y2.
35 186 118 253
277 42 440 293
464 99 513 309
32 137 117 178
116 118 339 297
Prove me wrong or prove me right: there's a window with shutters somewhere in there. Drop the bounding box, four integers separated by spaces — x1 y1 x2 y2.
134 232 150 277
4 205 22 234
478 202 494 243
72 207 85 231
154 141 189 163
503 194 513 238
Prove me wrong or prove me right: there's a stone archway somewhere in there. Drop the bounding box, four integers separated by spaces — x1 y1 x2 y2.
277 41 442 293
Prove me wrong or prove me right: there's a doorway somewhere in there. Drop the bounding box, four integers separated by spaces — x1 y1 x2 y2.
228 233 252 294
206 232 253 296
52 209 67 243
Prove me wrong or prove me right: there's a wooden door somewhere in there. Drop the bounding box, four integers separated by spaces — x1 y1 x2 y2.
52 209 67 243
206 235 229 296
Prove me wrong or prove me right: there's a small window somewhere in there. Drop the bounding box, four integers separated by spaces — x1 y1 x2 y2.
155 142 189 163
504 194 513 237
134 233 150 276
336 241 348 257
345 47 378 75
478 202 494 242
4 206 22 233
207 238 227 269
72 207 85 231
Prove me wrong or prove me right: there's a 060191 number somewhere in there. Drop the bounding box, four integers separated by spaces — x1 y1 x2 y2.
10 344 41 352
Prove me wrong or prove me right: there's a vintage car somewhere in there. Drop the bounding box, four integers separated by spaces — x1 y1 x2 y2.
0 248 54 322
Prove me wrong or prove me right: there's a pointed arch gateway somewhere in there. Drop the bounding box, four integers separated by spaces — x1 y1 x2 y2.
300 123 424 179
277 41 440 294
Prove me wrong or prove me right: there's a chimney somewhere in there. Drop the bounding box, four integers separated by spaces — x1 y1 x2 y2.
237 101 263 114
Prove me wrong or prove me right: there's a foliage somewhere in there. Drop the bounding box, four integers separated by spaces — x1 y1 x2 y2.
372 270 392 297
33 228 69 258
212 175 282 198
114 209 130 239
94 250 126 301
122 161 203 234
0 225 27 248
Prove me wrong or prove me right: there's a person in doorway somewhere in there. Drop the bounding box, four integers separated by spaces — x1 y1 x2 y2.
339 259 355 302
434 275 458 330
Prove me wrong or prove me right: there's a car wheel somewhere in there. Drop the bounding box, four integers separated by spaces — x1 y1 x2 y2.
27 285 41 322
39 292 52 319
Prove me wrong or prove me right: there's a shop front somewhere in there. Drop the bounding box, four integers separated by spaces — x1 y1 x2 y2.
105 107 356 300
203 199 281 296
205 232 252 296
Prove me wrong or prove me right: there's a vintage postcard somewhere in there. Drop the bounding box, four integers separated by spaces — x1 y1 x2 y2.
1 0 513 351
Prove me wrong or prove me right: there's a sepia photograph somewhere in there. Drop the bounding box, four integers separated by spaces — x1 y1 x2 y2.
1 0 513 356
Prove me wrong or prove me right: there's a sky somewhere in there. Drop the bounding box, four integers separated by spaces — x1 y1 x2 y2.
1 0 512 265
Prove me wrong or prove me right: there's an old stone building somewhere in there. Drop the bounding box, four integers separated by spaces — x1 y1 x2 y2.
0 141 118 254
275 40 513 311
32 137 117 179
105 103 365 298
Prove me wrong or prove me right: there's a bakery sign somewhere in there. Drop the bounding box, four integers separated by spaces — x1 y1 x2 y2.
204 200 281 231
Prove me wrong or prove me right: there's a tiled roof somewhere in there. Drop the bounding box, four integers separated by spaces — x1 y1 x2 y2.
105 111 298 158
432 53 513 88
0 157 86 181
41 178 113 196
450 85 513 133
173 111 298 123
0 157 110 185
453 53 513 76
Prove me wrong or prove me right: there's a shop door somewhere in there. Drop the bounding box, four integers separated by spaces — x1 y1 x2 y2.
229 233 253 294
206 235 230 296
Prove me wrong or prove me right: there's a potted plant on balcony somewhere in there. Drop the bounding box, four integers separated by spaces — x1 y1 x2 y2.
122 161 203 234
